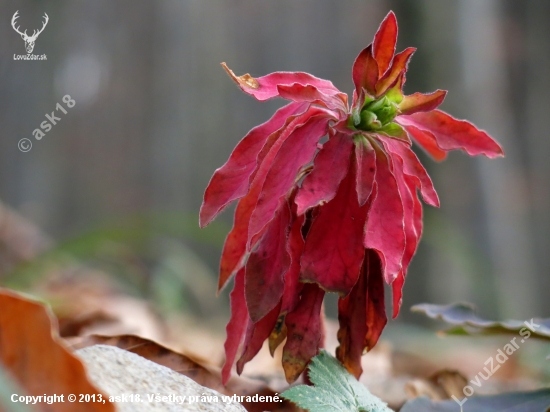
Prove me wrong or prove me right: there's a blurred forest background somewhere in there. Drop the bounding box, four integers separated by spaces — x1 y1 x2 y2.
0 0 549 331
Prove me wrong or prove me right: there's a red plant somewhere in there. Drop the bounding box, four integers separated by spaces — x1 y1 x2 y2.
200 11 503 383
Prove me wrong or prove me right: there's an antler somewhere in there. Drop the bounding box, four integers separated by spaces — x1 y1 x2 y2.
11 11 28 37
29 13 48 40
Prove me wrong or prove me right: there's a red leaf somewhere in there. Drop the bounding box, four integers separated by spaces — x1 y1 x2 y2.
295 131 354 215
218 199 253 293
245 199 291 322
375 47 415 96
300 159 369 296
281 214 306 314
384 138 440 207
352 45 379 96
373 11 398 77
389 151 416 267
399 90 447 115
282 284 325 383
354 136 376 206
364 250 387 350
391 174 422 318
397 121 448 161
236 301 281 375
248 114 332 246
411 176 424 239
221 63 341 101
391 175 423 318
391 270 405 320
336 249 387 378
384 149 416 313
200 102 307 228
222 268 248 384
401 110 504 158
364 142 405 284
267 210 307 356
335 259 368 378
277 83 347 112
217 107 329 291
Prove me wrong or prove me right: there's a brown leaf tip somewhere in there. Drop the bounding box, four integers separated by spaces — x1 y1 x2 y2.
221 62 259 89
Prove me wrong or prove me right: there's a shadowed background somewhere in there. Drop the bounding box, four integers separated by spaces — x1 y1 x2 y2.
0 0 548 326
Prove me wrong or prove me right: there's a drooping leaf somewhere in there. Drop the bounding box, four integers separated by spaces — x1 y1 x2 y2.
218 107 329 291
385 150 417 315
268 314 287 357
364 142 405 283
400 110 504 158
392 175 423 317
412 302 550 340
245 198 291 322
281 214 306 314
282 284 325 383
269 209 305 356
354 135 376 206
336 250 386 378
248 114 332 245
391 271 405 320
200 101 307 227
384 139 440 207
236 302 281 374
400 389 550 412
399 90 447 115
222 267 248 384
300 160 369 296
281 350 393 412
295 131 354 215
386 150 418 266
373 11 398 77
218 199 251 292
221 63 342 101
362 250 387 353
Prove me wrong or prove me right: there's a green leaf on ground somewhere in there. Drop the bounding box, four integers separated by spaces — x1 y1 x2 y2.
281 349 393 412
412 302 550 341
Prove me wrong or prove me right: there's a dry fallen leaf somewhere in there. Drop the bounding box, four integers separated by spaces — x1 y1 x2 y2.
37 272 167 342
0 288 114 412
405 369 468 401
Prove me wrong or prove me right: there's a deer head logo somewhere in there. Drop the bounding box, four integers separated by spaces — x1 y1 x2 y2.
11 11 49 54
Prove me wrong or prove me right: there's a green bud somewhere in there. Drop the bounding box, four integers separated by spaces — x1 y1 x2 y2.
364 96 398 126
356 110 381 131
366 96 389 113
